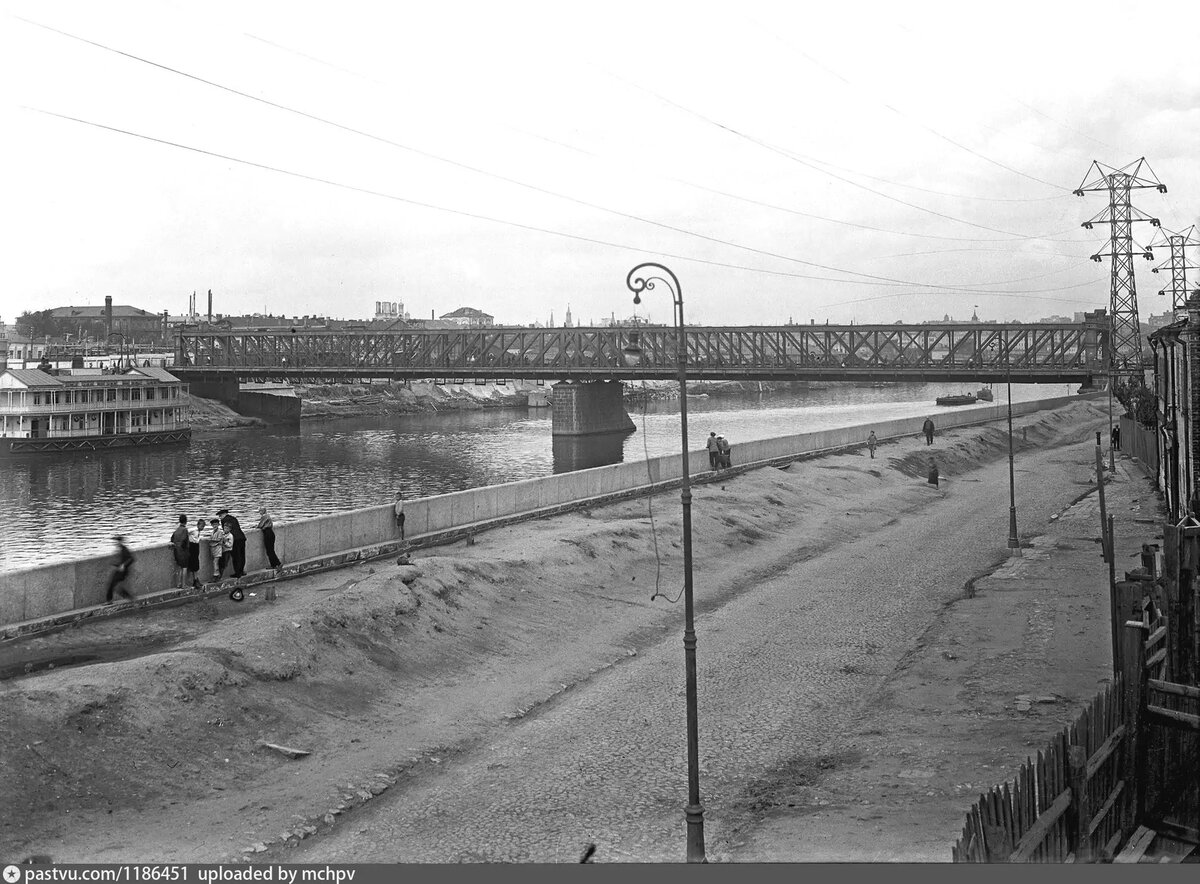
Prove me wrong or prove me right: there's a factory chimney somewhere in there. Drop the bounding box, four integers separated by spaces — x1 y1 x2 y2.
207 289 212 323
105 295 113 339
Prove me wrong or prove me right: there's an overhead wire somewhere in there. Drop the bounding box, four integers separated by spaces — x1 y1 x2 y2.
743 17 1072 194
601 67 1080 241
243 26 1091 247
14 17 1095 293
25 105 1107 303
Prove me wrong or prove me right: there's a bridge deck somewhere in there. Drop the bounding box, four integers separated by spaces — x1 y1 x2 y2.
175 322 1108 385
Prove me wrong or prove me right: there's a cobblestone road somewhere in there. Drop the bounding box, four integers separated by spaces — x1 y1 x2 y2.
289 430 1104 862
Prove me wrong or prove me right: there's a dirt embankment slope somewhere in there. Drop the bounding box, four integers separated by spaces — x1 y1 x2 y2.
0 399 1125 863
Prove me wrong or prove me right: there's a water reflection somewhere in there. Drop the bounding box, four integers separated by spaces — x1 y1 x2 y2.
552 431 631 473
0 381 1073 571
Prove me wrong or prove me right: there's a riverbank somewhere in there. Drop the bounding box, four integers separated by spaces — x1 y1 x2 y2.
0 399 1144 862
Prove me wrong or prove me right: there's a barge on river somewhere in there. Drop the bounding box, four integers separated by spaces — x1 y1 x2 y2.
0 366 190 454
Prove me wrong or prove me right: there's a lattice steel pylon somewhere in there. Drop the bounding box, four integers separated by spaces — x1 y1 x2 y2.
1150 225 1200 314
1074 158 1166 385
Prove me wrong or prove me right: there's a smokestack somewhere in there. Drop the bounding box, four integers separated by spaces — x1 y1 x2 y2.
207 289 212 323
105 295 113 339
0 322 8 372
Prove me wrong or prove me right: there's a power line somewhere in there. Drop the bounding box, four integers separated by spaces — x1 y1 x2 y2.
25 105 1107 301
16 16 1088 291
245 26 1088 246
746 18 1072 194
601 66 1077 240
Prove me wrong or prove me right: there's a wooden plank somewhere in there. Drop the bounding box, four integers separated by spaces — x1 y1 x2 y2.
1010 788 1073 862
1148 679 1200 700
1114 825 1157 863
1085 724 1126 779
1101 829 1124 863
1151 820 1200 847
1069 746 1091 863
1146 705 1200 731
1087 780 1126 836
1147 648 1167 669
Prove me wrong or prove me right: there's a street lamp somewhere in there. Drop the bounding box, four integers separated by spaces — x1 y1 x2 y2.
623 262 706 864
1000 334 1020 553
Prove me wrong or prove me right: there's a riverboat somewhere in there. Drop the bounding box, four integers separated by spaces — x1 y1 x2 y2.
976 387 994 402
935 393 977 407
0 365 191 454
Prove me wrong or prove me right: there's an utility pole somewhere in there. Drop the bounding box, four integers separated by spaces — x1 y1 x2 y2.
1074 158 1166 388
1150 225 1200 316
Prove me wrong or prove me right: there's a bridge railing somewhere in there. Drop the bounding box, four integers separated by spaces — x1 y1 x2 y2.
176 322 1109 380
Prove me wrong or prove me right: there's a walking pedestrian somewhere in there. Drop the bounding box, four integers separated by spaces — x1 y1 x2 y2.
257 506 282 570
927 458 939 488
867 430 878 459
1111 424 1121 451
206 518 226 583
187 518 203 589
922 417 936 446
393 492 406 541
170 514 189 589
706 432 720 470
218 509 247 579
105 535 136 603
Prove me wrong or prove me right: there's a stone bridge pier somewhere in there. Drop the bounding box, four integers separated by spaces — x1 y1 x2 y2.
551 381 636 437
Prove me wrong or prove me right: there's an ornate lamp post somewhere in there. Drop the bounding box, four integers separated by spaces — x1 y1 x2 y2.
623 262 706 863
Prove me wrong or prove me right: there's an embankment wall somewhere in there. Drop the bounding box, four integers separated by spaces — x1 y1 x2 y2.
0 394 1092 627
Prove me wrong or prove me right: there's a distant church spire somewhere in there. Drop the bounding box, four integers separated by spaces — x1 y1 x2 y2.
565 304 573 328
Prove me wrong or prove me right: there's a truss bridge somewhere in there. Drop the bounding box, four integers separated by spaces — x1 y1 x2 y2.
176 319 1109 385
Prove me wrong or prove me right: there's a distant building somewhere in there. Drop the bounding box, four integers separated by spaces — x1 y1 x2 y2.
439 307 494 328
374 301 408 322
49 298 164 342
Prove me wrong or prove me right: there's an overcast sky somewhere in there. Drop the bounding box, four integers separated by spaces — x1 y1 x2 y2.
2 0 1198 329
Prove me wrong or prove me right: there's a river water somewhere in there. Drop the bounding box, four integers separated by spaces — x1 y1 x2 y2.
0 381 1080 572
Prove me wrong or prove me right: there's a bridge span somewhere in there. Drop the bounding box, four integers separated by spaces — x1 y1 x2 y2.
175 319 1109 434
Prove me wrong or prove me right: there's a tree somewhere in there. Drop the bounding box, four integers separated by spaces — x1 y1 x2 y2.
1114 379 1156 428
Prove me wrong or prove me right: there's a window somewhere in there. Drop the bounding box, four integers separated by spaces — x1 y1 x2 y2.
107 388 116 402
131 388 141 401
146 387 155 400
33 393 41 406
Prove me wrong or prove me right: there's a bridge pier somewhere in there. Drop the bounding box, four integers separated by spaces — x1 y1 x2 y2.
551 381 635 437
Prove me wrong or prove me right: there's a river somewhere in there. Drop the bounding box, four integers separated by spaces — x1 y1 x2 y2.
0 381 1084 571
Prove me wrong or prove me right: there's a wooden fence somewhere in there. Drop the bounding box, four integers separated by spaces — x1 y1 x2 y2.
954 521 1200 862
1119 414 1159 477
951 679 1129 862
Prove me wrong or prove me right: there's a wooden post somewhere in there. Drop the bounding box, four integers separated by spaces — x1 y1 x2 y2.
1115 581 1144 834
1096 444 1110 563
1163 523 1181 680
1133 628 1152 828
1067 745 1092 863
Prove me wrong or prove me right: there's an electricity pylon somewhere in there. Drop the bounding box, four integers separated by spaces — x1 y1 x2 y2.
1074 158 1166 386
1150 225 1200 314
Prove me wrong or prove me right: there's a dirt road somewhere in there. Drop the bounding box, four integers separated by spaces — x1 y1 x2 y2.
0 399 1151 862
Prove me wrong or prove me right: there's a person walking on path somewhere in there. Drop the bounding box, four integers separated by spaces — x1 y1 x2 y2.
257 506 282 570
394 492 406 541
219 509 247 579
707 432 720 470
187 518 203 589
927 458 939 488
206 518 226 583
1111 424 1121 451
922 417 936 446
170 514 189 589
105 535 136 603
867 431 878 459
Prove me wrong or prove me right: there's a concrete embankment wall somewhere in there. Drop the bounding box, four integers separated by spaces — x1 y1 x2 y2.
0 394 1091 627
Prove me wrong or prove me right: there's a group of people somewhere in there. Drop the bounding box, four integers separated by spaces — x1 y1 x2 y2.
706 432 733 469
108 507 283 606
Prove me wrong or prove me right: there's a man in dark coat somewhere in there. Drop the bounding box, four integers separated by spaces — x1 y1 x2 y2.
170 514 189 589
218 509 247 578
105 535 136 603
922 417 935 446
927 458 939 487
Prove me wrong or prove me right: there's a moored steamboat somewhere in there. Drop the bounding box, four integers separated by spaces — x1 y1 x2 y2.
0 364 191 454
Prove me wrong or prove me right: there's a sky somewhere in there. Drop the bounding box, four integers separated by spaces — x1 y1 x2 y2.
2 0 1198 329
